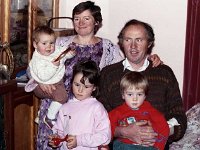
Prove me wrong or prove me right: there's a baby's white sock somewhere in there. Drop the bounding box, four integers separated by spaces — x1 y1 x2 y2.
47 101 62 120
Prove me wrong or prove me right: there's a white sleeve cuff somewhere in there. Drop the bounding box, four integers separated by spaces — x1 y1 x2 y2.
167 118 180 135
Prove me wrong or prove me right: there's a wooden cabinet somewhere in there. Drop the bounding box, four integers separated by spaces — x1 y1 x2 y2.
13 85 37 150
0 80 36 150
0 80 17 150
0 1 60 149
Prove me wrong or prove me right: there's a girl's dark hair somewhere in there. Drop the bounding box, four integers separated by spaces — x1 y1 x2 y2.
72 1 102 34
118 19 155 54
72 60 100 97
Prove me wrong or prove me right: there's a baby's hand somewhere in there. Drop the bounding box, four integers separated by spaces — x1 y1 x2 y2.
52 59 60 66
65 49 76 59
67 135 77 149
54 47 76 62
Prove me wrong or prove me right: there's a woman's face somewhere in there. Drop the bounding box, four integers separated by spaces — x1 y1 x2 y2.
73 10 96 36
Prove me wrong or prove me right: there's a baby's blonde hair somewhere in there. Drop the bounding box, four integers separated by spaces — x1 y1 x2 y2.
120 72 149 95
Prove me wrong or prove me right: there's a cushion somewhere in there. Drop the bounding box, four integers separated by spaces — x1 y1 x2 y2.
169 103 200 150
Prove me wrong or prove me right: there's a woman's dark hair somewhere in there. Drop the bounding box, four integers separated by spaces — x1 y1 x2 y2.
72 1 102 34
118 19 155 54
72 60 100 97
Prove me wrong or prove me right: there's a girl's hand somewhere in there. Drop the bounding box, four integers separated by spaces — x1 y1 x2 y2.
148 54 163 67
98 145 110 150
67 135 77 149
48 134 60 148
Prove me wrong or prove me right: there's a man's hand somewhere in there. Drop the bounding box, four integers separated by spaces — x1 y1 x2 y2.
115 120 157 146
139 121 157 146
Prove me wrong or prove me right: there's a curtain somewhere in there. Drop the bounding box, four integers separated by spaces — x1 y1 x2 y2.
183 0 200 111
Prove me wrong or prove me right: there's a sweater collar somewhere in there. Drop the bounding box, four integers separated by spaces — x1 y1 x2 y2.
122 57 149 72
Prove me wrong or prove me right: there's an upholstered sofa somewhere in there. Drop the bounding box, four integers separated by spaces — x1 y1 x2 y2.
169 103 200 150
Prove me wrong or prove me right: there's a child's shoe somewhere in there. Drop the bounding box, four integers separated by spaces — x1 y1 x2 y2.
34 110 40 124
34 116 39 124
43 116 56 128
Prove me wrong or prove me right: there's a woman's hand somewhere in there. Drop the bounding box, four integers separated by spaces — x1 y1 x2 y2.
115 120 157 146
38 83 56 95
148 54 163 67
67 135 77 149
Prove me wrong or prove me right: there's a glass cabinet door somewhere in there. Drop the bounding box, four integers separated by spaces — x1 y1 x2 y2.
10 0 29 68
0 0 59 78
10 0 56 71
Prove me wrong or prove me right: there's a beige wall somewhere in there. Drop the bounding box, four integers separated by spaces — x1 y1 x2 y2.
59 0 187 94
